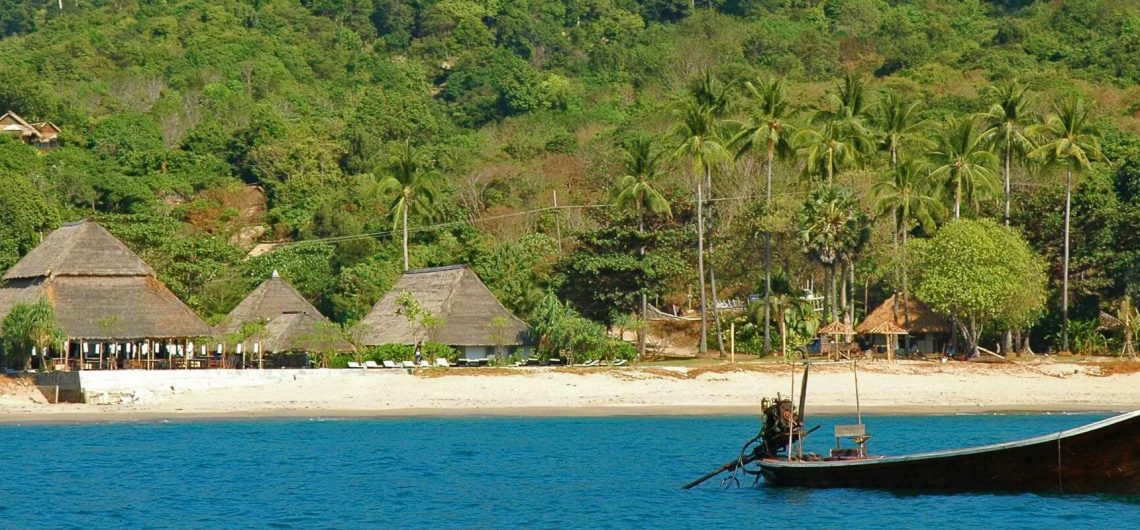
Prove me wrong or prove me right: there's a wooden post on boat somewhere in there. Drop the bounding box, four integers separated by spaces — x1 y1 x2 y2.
798 363 809 458
788 365 795 459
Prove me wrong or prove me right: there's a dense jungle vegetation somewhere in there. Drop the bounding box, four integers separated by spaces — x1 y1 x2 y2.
2 0 1139 358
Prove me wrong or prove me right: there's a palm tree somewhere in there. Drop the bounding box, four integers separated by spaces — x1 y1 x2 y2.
378 140 443 271
732 76 797 355
873 91 926 167
795 186 867 325
980 80 1036 227
927 116 1000 219
673 102 729 355
795 121 867 186
1029 97 1104 352
816 72 873 133
688 70 731 118
871 159 945 327
610 136 673 357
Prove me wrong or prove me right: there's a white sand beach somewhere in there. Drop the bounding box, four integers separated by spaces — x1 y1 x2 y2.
2 359 1140 423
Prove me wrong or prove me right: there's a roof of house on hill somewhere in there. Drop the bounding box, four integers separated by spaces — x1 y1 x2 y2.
358 265 530 347
856 293 952 335
222 270 325 334
3 220 153 280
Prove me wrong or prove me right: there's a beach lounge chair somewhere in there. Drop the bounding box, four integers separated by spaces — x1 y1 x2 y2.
579 359 598 367
401 360 415 369
363 360 381 369
612 359 627 366
434 358 450 368
418 360 431 368
347 361 364 369
382 360 398 369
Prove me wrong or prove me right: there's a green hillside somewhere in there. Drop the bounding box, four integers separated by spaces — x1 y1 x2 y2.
1 0 1139 357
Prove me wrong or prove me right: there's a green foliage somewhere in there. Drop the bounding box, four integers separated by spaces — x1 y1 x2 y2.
912 219 1048 354
362 342 458 363
1 298 65 370
0 172 59 272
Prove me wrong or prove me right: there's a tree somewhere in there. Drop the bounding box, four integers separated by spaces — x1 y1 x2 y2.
795 121 868 186
1029 97 1104 352
871 159 945 327
980 80 1036 227
795 185 869 325
1 298 65 371
873 91 926 167
912 219 1048 357
378 140 444 271
732 76 797 355
609 135 672 357
673 101 729 354
928 116 1000 219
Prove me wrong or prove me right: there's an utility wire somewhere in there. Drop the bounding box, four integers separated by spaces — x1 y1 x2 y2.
259 190 811 249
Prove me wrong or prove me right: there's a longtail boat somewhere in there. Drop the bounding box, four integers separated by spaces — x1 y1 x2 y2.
684 362 1140 494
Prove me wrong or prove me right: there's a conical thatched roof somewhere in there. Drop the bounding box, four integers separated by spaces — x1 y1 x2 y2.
3 220 153 280
222 270 323 332
819 320 855 335
358 265 530 347
863 320 908 335
856 293 952 334
240 312 353 354
221 271 351 352
0 220 211 339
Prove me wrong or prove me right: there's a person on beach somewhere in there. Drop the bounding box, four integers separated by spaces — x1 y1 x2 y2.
414 341 423 365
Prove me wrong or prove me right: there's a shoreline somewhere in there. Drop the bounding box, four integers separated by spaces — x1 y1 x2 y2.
4 360 1140 425
1 403 1133 426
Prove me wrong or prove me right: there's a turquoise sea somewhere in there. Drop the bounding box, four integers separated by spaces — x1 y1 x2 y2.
0 413 1136 529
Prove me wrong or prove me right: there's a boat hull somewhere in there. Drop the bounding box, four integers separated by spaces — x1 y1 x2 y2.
759 411 1140 494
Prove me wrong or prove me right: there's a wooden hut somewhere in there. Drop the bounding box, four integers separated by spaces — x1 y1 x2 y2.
0 111 59 147
857 294 952 355
0 220 212 369
220 270 351 358
358 265 531 360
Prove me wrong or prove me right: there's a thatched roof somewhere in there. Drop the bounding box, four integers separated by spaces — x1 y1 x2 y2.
3 220 153 280
221 271 351 352
358 265 530 347
222 270 323 331
238 312 353 354
0 220 211 339
863 321 908 335
856 293 952 334
819 320 855 335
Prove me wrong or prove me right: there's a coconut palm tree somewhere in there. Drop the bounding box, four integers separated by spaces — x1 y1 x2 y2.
871 159 945 327
873 91 926 168
927 116 1000 219
795 186 868 325
795 121 867 186
732 76 797 355
673 102 729 354
610 135 673 357
378 140 443 271
815 72 873 134
1029 97 1104 352
980 80 1036 227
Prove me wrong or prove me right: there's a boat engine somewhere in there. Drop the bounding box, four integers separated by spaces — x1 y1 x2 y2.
758 397 804 457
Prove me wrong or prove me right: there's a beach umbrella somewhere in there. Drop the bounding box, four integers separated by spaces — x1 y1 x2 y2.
818 321 855 360
863 321 908 361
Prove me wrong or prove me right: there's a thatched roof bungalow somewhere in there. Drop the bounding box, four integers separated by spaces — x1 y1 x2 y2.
221 271 351 354
358 265 531 359
0 221 212 364
856 294 952 355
